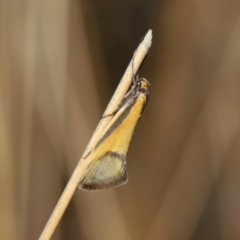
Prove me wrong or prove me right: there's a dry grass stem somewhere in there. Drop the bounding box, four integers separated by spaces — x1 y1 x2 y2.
39 29 152 240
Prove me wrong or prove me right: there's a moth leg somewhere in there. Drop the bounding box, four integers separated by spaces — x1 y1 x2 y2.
100 109 119 119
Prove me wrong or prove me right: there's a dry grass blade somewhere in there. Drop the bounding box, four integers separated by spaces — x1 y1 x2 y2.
39 29 152 240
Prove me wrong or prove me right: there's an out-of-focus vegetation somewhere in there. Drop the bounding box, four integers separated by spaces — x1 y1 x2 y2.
1 0 240 239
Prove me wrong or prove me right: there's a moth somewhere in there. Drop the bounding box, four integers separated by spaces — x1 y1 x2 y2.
79 77 150 190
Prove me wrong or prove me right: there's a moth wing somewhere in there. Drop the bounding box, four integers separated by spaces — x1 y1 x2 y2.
79 152 128 191
78 83 148 191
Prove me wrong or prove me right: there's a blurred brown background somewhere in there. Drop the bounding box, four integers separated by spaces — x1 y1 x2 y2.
1 0 240 239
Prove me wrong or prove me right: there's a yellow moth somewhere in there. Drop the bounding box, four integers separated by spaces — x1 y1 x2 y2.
79 78 149 191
